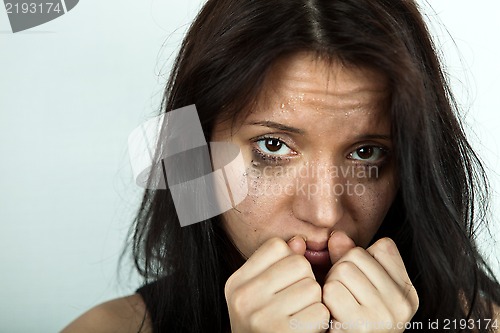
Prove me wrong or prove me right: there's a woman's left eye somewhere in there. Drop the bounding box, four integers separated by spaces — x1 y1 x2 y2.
348 146 388 163
255 138 293 156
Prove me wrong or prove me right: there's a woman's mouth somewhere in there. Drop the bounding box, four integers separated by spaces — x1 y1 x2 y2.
304 244 332 285
304 249 331 286
304 248 331 266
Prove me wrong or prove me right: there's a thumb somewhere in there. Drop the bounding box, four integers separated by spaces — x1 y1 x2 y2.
287 235 307 255
328 231 356 264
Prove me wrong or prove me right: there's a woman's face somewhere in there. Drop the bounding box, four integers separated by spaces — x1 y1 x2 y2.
211 52 397 265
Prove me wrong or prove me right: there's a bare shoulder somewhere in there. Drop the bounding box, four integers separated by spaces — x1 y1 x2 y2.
60 294 152 333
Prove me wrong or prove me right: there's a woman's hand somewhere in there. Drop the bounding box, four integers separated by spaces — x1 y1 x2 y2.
323 232 419 332
225 236 330 333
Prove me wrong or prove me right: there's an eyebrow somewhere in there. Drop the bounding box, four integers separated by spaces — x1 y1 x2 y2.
354 134 392 142
246 120 391 141
246 120 306 134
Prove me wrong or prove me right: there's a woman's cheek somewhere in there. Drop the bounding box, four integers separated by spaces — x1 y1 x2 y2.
348 178 397 247
221 164 298 255
243 177 294 230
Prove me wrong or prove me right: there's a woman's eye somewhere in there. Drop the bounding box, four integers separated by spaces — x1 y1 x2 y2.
256 138 293 156
348 146 387 163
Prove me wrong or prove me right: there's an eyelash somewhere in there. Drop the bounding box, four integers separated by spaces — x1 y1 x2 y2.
251 135 296 165
251 136 390 167
347 146 390 167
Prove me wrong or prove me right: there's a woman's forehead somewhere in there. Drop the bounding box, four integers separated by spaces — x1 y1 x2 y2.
214 52 391 137
261 52 389 101
243 52 391 127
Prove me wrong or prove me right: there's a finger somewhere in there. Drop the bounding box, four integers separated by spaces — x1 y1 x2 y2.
269 277 322 316
326 246 405 308
330 239 418 316
322 279 361 323
326 260 387 309
226 237 294 291
248 254 315 298
289 302 331 333
288 235 307 255
328 231 356 264
366 238 418 307
366 238 411 290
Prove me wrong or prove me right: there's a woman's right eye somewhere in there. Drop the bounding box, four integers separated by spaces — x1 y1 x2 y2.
250 136 298 165
255 138 293 156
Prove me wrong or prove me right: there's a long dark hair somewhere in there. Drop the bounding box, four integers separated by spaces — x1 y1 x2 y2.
125 0 500 331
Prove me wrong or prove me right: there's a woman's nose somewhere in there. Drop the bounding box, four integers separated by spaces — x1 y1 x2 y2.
291 163 345 228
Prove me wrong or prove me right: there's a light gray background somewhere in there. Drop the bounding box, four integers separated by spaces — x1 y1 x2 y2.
0 1 498 332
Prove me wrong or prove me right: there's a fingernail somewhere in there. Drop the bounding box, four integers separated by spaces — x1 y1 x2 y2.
329 230 337 238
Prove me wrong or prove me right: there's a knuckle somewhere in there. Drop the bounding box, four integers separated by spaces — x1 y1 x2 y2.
289 255 313 275
322 282 333 298
315 302 331 320
248 308 266 331
348 246 366 258
376 306 395 325
303 277 322 299
380 236 396 247
392 287 419 321
265 237 290 255
411 287 420 312
402 284 419 314
398 299 414 320
378 237 397 253
224 269 243 298
322 279 341 298
334 260 356 277
224 274 237 298
388 311 398 326
223 283 231 300
229 286 252 313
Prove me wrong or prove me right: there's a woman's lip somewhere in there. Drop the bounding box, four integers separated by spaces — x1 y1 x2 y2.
305 240 329 251
304 249 331 266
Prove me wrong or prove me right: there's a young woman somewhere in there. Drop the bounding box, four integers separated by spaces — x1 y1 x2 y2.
62 0 500 332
